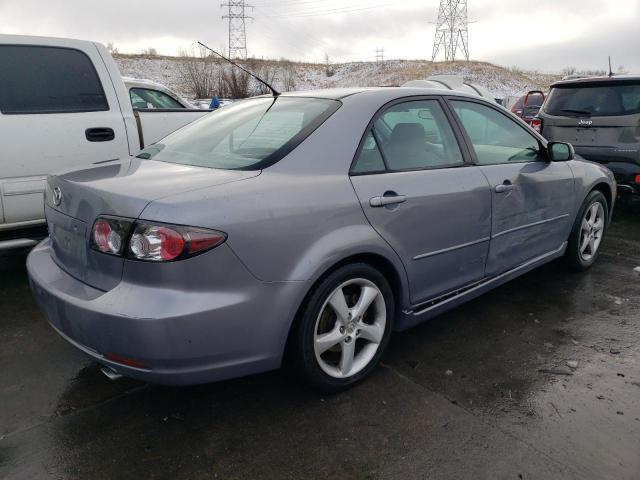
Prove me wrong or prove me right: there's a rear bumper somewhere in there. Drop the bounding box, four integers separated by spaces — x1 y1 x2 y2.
27 239 302 385
573 148 640 194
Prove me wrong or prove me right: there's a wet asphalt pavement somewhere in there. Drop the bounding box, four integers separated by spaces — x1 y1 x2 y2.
1 207 639 480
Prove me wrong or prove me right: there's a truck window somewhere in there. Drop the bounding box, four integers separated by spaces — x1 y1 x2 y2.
0 45 108 114
130 88 185 109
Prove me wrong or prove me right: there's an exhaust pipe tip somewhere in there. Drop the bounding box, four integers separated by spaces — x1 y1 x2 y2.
101 365 123 381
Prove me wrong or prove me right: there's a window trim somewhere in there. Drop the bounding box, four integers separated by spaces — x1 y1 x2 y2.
129 87 187 110
0 44 110 115
349 95 474 176
443 96 550 166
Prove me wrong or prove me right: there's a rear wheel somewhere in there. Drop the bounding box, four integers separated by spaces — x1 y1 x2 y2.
289 263 394 392
565 191 608 271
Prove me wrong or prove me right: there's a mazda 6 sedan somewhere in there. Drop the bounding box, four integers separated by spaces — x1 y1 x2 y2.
28 87 615 391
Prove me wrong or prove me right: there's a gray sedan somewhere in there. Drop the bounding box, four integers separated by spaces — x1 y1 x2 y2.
27 88 615 391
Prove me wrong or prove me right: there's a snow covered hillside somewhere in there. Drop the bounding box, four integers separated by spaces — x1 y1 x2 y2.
114 54 560 101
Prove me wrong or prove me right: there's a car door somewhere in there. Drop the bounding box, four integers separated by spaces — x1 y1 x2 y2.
0 42 129 226
350 98 492 305
448 98 575 276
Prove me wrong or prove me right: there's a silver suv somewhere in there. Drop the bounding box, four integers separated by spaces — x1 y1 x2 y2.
537 76 640 202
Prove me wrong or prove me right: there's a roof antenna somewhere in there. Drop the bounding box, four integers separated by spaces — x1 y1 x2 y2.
197 41 280 97
608 56 613 77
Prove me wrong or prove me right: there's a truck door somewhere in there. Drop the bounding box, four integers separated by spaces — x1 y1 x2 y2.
0 41 129 227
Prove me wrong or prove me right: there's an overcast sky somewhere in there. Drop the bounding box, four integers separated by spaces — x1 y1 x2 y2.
1 0 638 73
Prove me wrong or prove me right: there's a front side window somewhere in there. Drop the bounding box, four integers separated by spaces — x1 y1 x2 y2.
368 100 464 171
130 88 184 109
137 96 340 170
451 100 543 165
0 45 108 114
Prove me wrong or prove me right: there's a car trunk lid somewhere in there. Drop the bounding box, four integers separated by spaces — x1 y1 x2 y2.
45 158 259 290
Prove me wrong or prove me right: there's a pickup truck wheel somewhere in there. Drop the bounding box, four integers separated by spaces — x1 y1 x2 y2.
288 263 394 392
565 191 608 271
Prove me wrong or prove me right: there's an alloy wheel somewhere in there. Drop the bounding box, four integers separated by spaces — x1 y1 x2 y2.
313 278 386 379
579 202 605 262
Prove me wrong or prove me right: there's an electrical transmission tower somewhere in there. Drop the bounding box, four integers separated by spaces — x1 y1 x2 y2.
221 1 253 59
431 0 469 61
375 47 385 63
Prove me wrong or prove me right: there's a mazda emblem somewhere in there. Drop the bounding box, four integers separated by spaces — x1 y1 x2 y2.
53 187 62 206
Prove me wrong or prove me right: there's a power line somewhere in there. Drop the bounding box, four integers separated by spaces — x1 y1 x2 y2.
222 0 253 59
432 0 469 61
261 3 393 18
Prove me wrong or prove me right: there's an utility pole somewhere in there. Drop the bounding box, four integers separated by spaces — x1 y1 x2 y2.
375 47 385 64
221 1 253 59
432 0 469 62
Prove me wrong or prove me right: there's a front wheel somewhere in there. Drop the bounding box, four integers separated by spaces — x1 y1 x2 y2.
288 263 394 392
564 191 608 271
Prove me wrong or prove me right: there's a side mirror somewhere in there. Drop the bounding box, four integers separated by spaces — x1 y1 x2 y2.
548 142 575 161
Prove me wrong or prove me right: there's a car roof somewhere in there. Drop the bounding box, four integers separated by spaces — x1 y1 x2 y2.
552 75 640 88
277 87 491 103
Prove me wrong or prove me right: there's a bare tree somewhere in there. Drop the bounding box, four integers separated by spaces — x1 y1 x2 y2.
246 60 278 95
142 47 158 56
280 61 297 92
178 47 226 99
223 66 251 99
324 53 335 77
106 42 119 55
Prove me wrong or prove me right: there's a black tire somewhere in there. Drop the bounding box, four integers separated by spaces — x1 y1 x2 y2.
564 190 608 271
287 263 395 392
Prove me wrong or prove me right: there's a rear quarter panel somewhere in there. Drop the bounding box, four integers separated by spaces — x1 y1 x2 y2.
139 92 413 308
567 158 616 219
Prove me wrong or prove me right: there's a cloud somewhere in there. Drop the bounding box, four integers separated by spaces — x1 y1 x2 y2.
0 0 638 72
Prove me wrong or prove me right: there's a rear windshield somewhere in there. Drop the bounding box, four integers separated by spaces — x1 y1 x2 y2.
544 82 640 117
137 96 340 170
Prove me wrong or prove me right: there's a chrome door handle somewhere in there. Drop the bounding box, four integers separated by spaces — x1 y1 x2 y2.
495 183 514 193
370 195 407 207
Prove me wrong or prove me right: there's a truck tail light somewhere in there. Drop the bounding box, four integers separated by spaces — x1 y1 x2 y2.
530 117 542 133
91 218 132 255
128 223 226 262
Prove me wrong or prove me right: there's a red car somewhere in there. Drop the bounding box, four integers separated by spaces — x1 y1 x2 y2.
511 90 545 128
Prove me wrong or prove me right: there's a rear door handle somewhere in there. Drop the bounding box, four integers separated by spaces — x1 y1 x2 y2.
370 194 407 207
86 127 115 142
495 182 514 193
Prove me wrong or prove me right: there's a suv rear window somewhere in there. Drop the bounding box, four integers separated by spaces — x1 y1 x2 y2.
544 82 640 117
0 45 108 114
137 96 341 170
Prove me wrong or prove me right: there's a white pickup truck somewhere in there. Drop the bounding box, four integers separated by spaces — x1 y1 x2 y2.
0 35 210 250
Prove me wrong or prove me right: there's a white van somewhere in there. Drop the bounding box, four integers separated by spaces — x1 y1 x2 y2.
0 35 210 250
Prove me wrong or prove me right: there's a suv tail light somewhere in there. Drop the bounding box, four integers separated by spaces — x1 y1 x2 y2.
635 174 640 185
530 117 542 133
90 217 226 261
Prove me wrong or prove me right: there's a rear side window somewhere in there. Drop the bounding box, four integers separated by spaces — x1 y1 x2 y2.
0 45 108 114
545 83 640 117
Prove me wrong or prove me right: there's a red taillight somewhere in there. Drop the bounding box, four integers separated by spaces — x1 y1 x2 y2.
635 174 640 184
128 223 226 262
104 352 151 370
90 217 132 255
530 117 542 133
